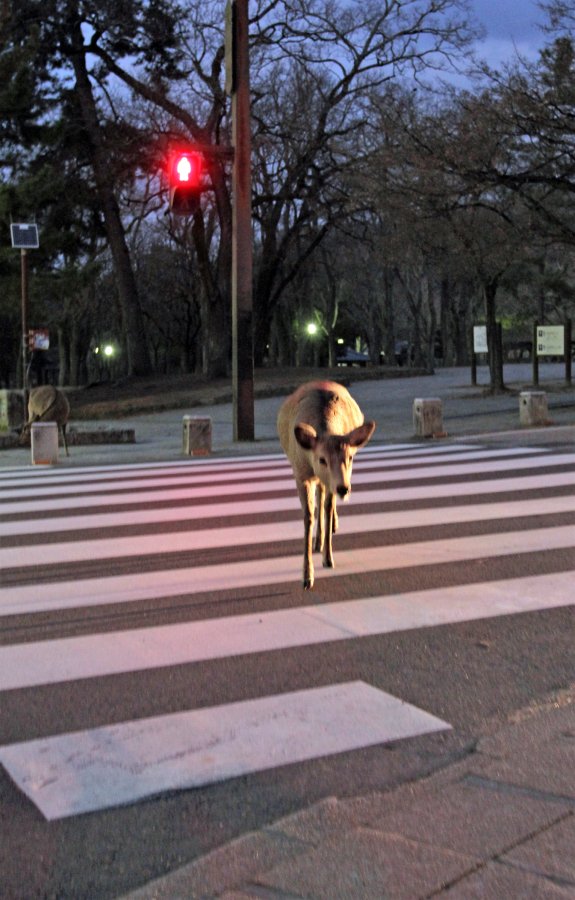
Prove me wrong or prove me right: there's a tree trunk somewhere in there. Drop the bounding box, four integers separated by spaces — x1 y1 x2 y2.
192 209 230 378
57 326 69 387
382 268 396 365
367 309 383 366
68 19 152 378
484 278 506 392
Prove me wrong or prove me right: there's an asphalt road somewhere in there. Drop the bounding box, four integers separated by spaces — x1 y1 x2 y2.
1 436 574 898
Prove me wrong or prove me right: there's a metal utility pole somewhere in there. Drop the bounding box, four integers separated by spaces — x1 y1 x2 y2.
20 249 29 391
10 223 39 414
228 0 255 441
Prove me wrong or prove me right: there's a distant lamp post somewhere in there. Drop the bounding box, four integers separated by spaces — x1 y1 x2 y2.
305 321 322 366
94 343 116 380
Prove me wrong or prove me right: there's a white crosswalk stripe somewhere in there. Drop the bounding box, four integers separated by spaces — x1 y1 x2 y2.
3 496 574 569
1 442 574 821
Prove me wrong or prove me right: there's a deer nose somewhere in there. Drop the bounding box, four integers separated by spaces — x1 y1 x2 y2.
337 485 350 499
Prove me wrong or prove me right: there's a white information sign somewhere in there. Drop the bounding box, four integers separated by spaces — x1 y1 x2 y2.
473 325 488 354
536 326 564 357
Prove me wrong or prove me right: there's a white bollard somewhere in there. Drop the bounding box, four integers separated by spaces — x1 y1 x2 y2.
519 391 548 427
31 422 59 465
183 415 212 456
413 398 444 437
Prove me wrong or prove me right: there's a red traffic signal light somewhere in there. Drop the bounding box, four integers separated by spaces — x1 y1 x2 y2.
168 151 203 215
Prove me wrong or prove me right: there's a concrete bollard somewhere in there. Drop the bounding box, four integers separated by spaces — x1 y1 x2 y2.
413 398 444 437
183 415 212 456
31 422 59 465
520 391 549 427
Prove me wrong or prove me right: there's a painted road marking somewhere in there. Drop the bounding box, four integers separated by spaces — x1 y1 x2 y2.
0 443 483 485
0 444 538 490
2 525 574 616
0 681 450 820
1 443 573 825
3 493 575 569
3 469 574 537
0 571 572 692
0 449 568 507
3 463 574 522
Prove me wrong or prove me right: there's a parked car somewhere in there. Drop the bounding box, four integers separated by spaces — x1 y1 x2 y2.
336 347 369 367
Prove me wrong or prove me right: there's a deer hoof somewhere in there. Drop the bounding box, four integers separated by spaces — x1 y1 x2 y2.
322 558 334 569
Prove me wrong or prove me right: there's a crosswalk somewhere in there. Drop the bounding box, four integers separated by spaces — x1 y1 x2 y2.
1 441 574 822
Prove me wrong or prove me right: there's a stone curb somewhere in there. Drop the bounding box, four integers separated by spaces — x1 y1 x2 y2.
67 427 136 445
0 427 136 450
121 690 575 899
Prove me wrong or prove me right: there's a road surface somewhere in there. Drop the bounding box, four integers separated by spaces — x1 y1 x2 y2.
1 440 574 897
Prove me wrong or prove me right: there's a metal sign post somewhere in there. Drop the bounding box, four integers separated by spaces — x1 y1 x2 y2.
20 248 29 388
10 223 39 407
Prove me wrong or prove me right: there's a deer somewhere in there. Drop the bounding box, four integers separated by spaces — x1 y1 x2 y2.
277 380 376 589
20 385 71 456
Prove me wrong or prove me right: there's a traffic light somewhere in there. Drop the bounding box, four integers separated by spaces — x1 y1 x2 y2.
168 150 203 215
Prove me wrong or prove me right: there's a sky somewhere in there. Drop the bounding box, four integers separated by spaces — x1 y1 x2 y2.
469 0 548 67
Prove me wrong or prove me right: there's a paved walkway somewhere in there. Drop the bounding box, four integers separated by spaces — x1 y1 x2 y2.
1 364 574 468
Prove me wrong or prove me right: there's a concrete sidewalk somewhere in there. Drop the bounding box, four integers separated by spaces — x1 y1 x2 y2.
124 690 575 899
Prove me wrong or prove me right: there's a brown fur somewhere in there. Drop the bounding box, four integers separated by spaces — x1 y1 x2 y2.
20 386 70 456
277 380 375 589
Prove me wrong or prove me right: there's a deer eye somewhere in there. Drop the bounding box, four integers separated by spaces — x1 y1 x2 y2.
319 457 327 466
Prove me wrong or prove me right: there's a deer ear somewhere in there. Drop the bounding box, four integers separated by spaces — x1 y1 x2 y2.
347 420 376 448
294 423 317 450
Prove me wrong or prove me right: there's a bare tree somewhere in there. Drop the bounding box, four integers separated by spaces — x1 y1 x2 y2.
85 0 476 372
2 0 477 381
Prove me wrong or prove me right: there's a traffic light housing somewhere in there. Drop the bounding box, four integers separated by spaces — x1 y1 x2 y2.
168 151 203 215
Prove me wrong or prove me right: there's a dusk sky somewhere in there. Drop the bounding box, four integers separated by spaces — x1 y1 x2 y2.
470 0 548 66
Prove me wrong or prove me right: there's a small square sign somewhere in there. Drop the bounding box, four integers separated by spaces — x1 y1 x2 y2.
29 329 50 350
10 223 39 249
536 325 564 356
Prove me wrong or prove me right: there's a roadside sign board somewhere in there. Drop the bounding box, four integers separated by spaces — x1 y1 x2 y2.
536 325 564 356
473 325 488 354
29 329 50 350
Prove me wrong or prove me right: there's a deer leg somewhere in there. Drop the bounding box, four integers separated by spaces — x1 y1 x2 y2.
61 423 69 456
298 481 316 590
322 493 336 569
313 482 325 553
